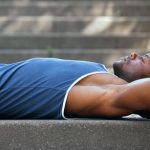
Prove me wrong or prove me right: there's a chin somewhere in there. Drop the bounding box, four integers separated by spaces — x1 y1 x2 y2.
113 61 129 81
113 61 122 74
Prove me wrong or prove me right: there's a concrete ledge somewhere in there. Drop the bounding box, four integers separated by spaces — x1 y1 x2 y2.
0 35 150 49
0 3 150 17
0 119 150 150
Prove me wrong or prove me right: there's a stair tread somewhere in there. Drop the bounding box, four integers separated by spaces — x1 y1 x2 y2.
0 2 149 16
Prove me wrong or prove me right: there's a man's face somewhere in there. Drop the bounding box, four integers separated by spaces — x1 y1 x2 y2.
113 52 150 82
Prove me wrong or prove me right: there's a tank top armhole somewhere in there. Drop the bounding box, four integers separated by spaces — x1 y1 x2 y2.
61 71 112 119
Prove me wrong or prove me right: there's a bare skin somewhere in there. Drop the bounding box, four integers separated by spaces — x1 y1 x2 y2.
65 52 150 119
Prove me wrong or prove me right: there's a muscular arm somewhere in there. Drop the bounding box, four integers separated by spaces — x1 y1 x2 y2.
65 78 150 118
115 78 150 110
114 78 150 118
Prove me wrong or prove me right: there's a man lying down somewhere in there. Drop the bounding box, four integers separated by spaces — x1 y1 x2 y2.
0 52 150 119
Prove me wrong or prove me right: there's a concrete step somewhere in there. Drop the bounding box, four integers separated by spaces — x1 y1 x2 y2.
0 2 150 17
49 49 145 67
0 0 149 2
0 120 149 150
0 49 49 63
0 17 150 34
0 49 142 66
0 34 149 49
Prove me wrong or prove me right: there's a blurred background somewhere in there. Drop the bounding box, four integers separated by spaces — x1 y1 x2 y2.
0 0 150 69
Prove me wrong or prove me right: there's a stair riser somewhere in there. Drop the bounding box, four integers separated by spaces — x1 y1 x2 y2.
0 18 150 34
0 49 130 66
0 36 149 49
0 4 150 16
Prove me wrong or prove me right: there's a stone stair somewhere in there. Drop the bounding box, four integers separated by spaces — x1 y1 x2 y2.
0 120 150 150
0 0 149 67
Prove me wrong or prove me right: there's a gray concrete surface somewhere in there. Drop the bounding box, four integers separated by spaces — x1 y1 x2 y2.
0 0 149 2
0 35 149 49
0 119 149 150
0 0 149 63
0 48 145 67
0 2 150 17
0 17 150 34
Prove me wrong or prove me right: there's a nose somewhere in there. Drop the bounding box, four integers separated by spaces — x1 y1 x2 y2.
130 52 139 60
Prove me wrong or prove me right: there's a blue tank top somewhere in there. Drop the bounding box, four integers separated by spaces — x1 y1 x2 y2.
0 58 109 119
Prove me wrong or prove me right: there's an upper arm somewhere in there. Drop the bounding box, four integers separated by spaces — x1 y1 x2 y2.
65 84 134 118
114 78 150 111
65 78 150 118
